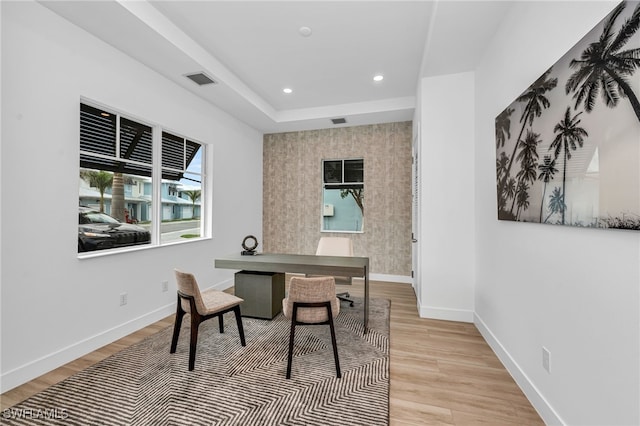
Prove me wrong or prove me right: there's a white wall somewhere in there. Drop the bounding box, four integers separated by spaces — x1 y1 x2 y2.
474 1 639 425
417 71 476 322
0 2 263 392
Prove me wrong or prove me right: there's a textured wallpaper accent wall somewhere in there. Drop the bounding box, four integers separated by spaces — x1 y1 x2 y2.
263 121 412 276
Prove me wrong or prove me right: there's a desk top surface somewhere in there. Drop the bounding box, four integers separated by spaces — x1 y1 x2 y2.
215 252 369 276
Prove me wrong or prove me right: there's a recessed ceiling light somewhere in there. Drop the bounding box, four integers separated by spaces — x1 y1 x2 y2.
373 74 384 82
299 26 312 37
283 88 293 94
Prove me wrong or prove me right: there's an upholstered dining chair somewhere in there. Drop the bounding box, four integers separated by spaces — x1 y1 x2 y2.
315 236 355 306
282 276 341 379
170 269 246 371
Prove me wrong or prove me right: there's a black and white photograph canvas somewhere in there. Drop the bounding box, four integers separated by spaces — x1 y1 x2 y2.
495 1 640 230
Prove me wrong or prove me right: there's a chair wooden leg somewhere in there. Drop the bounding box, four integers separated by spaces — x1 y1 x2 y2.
286 305 298 379
234 306 246 346
327 304 342 379
218 314 224 333
170 297 185 354
188 314 201 371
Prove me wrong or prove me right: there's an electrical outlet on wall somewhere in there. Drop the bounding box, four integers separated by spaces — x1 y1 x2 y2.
161 281 169 292
542 346 551 373
119 292 128 306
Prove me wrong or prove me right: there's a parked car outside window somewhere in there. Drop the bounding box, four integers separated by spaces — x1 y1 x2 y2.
78 206 150 252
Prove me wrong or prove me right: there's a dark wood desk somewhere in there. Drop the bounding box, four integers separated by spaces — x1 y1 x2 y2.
215 252 370 333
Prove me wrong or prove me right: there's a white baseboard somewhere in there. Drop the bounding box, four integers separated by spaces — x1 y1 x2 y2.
1 304 175 393
213 277 235 291
474 312 564 425
417 303 474 323
369 273 412 284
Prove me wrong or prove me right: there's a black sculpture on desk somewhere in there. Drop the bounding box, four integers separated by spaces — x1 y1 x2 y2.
241 235 258 255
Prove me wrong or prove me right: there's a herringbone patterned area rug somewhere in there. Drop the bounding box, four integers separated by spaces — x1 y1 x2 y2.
2 297 389 426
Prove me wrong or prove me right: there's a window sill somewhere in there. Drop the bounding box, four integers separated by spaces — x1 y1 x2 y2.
320 230 364 234
77 236 212 259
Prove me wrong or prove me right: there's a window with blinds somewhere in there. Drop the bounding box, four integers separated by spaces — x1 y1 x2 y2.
78 102 206 254
80 103 153 178
160 131 204 245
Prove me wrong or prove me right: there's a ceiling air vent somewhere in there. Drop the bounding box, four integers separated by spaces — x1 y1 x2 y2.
331 118 347 125
184 72 216 86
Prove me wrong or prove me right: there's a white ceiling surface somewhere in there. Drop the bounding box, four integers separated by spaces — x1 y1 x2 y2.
40 1 512 133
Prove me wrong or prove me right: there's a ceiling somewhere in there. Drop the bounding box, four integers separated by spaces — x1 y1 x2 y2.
41 1 512 133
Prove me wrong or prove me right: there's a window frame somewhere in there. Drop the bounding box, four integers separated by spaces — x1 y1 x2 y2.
159 129 207 246
321 158 364 234
78 99 209 258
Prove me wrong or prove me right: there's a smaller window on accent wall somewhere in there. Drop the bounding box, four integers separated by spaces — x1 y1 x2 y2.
78 102 206 255
322 158 364 233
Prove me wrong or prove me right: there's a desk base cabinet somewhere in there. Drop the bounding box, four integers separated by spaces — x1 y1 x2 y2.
216 253 369 333
234 271 285 319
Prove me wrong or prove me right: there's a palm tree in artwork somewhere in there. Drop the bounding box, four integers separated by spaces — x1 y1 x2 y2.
537 156 559 222
514 162 537 217
503 177 516 203
565 1 640 122
511 130 541 214
495 107 515 149
545 187 567 223
516 131 542 181
496 152 510 183
499 177 516 211
499 69 558 202
496 107 515 212
498 192 507 211
515 181 530 220
549 107 589 225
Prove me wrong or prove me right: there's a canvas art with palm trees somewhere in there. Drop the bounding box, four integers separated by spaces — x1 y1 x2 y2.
496 1 640 230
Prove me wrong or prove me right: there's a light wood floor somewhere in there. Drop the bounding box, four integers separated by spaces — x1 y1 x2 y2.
1 279 543 425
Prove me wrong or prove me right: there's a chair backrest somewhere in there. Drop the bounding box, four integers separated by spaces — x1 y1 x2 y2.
315 237 353 257
284 276 339 323
174 269 206 314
